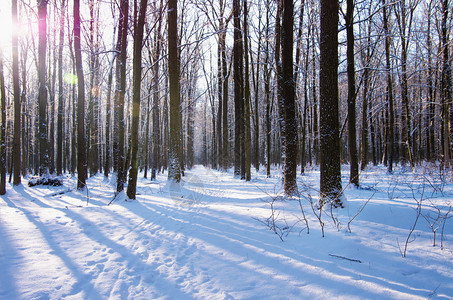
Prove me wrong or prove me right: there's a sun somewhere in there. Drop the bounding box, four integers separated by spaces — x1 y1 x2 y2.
0 6 12 53
0 3 32 55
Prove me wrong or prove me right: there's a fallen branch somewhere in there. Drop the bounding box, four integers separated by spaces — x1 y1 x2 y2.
46 188 72 197
329 254 362 263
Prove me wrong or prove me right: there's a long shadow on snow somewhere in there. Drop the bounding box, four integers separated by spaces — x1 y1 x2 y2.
8 186 195 299
125 196 437 299
49 203 194 298
4 187 105 299
0 208 20 299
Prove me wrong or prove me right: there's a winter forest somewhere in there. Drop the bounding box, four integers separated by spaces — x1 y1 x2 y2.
1 0 453 298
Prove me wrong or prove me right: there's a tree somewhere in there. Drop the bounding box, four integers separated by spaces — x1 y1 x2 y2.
168 0 182 182
281 0 298 195
151 0 163 180
319 0 342 206
233 0 244 178
0 51 6 195
126 0 148 199
114 0 129 192
346 0 358 186
441 0 452 168
74 0 87 189
12 0 21 184
37 0 50 178
383 0 395 173
56 0 66 176
243 0 251 181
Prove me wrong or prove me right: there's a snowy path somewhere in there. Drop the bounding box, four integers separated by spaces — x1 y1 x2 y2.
0 165 452 299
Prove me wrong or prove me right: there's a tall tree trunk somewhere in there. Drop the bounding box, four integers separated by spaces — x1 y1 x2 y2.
127 0 148 199
383 0 395 173
0 51 6 195
282 0 298 195
252 13 261 172
104 54 115 178
168 0 182 182
74 0 87 189
426 1 435 161
264 0 271 177
221 26 229 171
243 0 251 181
115 0 129 192
56 0 66 176
12 0 21 184
151 1 163 180
233 0 244 178
88 0 100 176
441 0 452 168
346 0 358 186
38 0 49 177
319 0 342 206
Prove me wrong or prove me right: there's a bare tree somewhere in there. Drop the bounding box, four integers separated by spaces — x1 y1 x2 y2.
0 51 6 195
319 0 342 206
383 0 395 173
168 0 182 182
126 0 148 199
12 0 21 184
74 0 87 189
114 0 129 192
56 0 66 176
346 0 358 186
38 0 49 177
281 0 298 195
233 0 244 178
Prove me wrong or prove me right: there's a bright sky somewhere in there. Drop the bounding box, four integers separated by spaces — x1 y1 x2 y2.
0 5 13 55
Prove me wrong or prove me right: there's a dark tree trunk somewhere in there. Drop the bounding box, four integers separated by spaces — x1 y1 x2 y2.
233 0 244 178
56 0 66 176
126 0 148 199
38 0 49 177
243 0 251 181
264 1 271 177
115 0 128 192
74 0 87 189
168 0 181 182
319 0 342 206
0 52 6 195
441 0 452 168
281 0 297 195
12 0 21 184
346 0 358 186
104 54 115 178
383 0 395 173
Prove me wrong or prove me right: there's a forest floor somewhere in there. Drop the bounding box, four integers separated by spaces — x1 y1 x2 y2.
0 164 452 299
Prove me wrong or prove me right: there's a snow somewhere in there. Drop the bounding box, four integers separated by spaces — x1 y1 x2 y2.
0 164 452 299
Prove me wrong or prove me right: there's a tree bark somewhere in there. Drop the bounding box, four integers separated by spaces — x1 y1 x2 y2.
233 0 244 178
127 0 148 199
441 0 452 168
74 0 87 189
12 0 21 184
281 0 297 195
346 0 358 186
115 0 128 192
0 51 6 194
383 0 395 173
168 0 182 182
56 0 66 176
243 0 251 181
319 0 342 206
38 0 49 177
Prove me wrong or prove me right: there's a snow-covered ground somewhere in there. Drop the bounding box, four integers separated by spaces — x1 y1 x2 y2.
0 164 452 299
